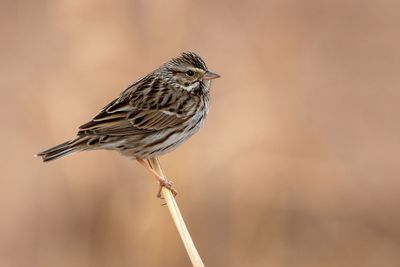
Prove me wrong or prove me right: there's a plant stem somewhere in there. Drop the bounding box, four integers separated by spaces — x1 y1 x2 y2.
147 157 205 267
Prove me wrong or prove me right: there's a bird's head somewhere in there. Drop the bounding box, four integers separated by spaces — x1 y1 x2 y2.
162 52 220 93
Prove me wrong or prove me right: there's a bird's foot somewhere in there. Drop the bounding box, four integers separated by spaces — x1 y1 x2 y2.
157 178 178 198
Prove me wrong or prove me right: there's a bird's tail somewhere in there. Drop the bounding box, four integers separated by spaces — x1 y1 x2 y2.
36 137 86 162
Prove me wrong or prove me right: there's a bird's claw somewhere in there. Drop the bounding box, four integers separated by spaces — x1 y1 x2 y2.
157 178 178 198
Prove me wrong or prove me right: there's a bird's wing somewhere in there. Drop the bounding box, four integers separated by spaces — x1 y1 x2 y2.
77 75 193 136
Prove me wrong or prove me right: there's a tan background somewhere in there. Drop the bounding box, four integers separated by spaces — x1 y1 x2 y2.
1 0 400 266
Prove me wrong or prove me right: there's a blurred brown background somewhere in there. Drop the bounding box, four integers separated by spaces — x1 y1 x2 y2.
1 0 400 266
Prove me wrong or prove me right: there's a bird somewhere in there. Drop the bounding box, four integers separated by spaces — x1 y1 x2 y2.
37 51 220 197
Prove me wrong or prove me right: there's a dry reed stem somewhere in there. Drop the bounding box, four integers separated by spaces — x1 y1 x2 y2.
147 157 205 267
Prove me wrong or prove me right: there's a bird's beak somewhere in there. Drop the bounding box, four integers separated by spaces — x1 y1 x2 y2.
203 70 220 80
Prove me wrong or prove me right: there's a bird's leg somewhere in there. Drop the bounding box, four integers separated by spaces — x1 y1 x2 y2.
137 159 178 198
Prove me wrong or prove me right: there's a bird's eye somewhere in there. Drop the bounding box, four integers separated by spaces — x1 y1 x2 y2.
186 70 195 76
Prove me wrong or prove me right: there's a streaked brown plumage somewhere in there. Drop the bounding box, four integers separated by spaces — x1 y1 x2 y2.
37 52 219 195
